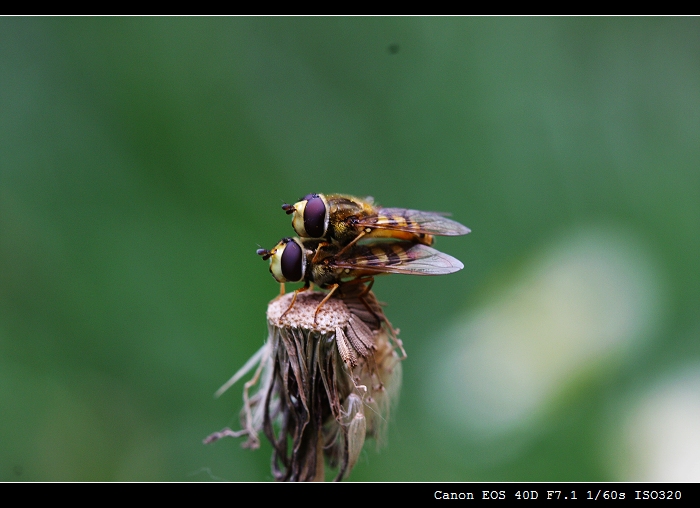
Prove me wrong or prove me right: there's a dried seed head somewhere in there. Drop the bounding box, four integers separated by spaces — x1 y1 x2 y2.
266 291 352 332
205 290 403 481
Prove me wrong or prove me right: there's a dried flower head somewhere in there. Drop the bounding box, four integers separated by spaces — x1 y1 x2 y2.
205 290 403 481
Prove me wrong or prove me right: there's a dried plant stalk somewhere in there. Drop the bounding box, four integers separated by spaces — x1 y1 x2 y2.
205 290 403 481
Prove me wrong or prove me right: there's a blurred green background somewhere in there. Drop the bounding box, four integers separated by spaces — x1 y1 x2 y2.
2 17 699 482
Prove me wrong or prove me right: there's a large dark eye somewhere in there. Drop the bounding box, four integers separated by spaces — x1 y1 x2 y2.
304 195 326 238
280 239 303 282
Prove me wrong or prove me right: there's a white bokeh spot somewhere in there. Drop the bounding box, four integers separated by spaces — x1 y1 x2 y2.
427 226 661 435
618 369 700 481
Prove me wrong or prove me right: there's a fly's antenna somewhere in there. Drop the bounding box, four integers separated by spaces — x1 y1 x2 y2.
256 247 274 260
281 203 296 215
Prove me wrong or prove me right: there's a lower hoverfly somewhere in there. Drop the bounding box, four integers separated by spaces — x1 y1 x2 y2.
281 193 470 255
256 237 464 322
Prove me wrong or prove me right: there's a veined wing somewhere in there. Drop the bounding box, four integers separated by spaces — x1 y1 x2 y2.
357 207 471 236
332 242 464 276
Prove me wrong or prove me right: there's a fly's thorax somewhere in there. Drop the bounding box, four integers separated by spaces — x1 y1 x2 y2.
308 260 341 288
326 194 371 216
326 195 373 243
328 216 358 244
305 244 343 287
269 237 306 283
291 194 329 239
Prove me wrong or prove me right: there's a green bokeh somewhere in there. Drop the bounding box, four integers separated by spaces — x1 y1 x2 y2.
1 17 698 481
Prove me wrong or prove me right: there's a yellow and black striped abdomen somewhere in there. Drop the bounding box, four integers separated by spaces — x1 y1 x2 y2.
330 241 464 277
367 243 407 266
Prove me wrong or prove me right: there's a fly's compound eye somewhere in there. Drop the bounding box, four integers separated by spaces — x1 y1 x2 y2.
303 195 327 238
280 238 303 282
290 194 328 239
269 238 305 283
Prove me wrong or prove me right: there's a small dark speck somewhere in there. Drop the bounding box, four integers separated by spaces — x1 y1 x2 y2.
388 43 400 54
13 465 23 476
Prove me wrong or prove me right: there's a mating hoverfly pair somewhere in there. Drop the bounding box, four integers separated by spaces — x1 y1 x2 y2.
257 193 470 322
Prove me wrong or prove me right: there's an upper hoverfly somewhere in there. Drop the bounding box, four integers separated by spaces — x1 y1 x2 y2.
282 193 471 254
257 236 464 322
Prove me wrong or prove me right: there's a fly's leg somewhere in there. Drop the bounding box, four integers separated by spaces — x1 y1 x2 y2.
279 282 310 321
313 283 339 325
334 228 370 258
353 277 406 361
349 277 382 324
270 282 286 302
310 242 330 265
357 276 374 298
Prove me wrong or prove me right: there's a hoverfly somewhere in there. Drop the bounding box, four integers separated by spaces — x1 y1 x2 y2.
256 236 463 323
282 193 470 255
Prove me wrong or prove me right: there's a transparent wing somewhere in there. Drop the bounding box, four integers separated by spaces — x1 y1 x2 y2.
332 242 464 275
356 207 471 236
